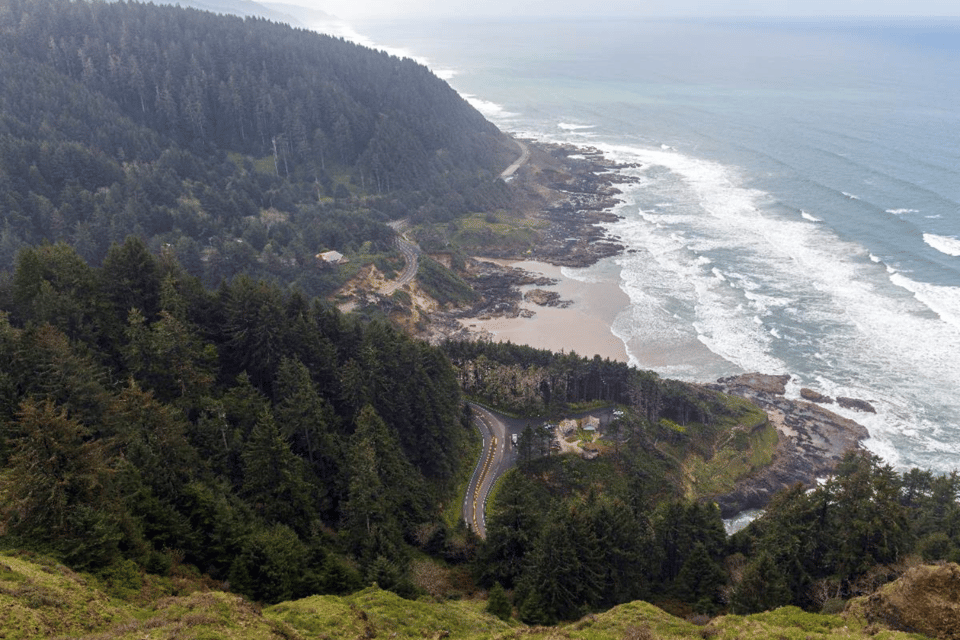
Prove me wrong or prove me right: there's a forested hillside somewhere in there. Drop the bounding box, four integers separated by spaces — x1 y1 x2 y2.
0 240 475 602
0 0 516 294
440 341 960 624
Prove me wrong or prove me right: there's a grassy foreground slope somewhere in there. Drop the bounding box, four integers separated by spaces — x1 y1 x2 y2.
0 551 931 640
0 552 294 639
270 590 931 640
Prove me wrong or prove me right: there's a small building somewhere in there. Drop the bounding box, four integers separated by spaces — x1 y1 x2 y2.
317 250 347 266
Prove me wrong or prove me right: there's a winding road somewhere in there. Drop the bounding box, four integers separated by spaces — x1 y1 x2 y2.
499 138 530 182
382 136 526 295
383 219 421 295
461 404 617 538
462 403 515 539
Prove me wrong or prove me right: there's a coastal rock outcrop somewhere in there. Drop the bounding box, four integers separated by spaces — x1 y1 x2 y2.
801 387 834 404
524 288 569 307
837 396 877 413
707 372 868 516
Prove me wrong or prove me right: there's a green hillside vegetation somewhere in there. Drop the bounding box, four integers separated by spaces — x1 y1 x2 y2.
4 1 960 633
0 239 476 602
0 0 517 297
3 237 959 634
8 237 960 630
0 550 937 640
444 339 776 502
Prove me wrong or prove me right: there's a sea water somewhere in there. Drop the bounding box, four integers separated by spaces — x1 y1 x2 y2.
350 17 960 474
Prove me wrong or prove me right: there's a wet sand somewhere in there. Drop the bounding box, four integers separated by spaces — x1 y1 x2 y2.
460 259 630 362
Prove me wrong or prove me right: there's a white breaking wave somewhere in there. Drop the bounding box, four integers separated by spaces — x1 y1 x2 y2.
433 68 458 81
461 94 518 120
842 191 861 200
310 22 459 81
924 233 960 257
558 122 595 130
886 208 920 215
889 273 960 331
589 141 960 472
801 210 821 222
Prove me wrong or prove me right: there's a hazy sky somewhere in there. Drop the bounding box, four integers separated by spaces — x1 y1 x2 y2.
292 0 960 21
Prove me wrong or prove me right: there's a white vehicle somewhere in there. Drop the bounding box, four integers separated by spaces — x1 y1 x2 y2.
511 433 518 445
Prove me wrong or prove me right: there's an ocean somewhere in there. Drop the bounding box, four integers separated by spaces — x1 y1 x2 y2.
349 17 960 474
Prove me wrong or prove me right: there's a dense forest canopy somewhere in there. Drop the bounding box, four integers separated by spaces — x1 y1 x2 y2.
4 0 960 629
0 239 475 601
0 0 516 295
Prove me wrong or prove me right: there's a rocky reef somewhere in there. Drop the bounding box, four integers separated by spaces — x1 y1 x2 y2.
706 373 869 516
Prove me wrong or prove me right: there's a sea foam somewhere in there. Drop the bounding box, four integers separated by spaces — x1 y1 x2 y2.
591 141 960 472
461 94 518 120
889 273 960 330
923 233 960 257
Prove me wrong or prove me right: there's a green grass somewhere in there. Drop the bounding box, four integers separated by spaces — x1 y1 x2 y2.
267 586 514 639
683 419 779 499
447 212 546 253
0 551 295 639
647 390 776 501
417 256 479 306
443 426 484 530
0 552 934 640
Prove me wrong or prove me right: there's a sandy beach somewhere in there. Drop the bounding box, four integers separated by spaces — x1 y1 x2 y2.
459 259 630 363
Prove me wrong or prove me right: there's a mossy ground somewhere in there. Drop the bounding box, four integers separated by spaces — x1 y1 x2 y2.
445 211 547 255
652 393 775 501
0 551 296 639
0 552 935 640
267 586 516 639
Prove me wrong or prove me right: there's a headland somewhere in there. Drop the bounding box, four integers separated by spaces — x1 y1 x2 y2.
340 137 872 514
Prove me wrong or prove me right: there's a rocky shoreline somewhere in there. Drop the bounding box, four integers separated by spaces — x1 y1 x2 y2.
409 140 635 344
706 373 869 516
405 140 877 513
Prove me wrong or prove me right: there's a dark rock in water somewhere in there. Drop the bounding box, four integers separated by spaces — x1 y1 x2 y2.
801 388 834 404
837 396 877 413
707 373 868 517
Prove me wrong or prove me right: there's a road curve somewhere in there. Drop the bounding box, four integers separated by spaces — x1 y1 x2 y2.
383 219 421 295
463 403 510 539
499 138 530 181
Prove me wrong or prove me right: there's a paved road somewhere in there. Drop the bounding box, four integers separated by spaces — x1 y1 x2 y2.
462 404 618 538
499 138 530 181
383 219 420 295
462 403 513 539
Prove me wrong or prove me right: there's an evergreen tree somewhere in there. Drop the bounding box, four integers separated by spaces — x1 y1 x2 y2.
241 407 315 536
478 470 544 588
100 236 161 321
486 581 513 621
1 398 123 569
673 542 726 614
729 550 795 614
228 524 308 604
